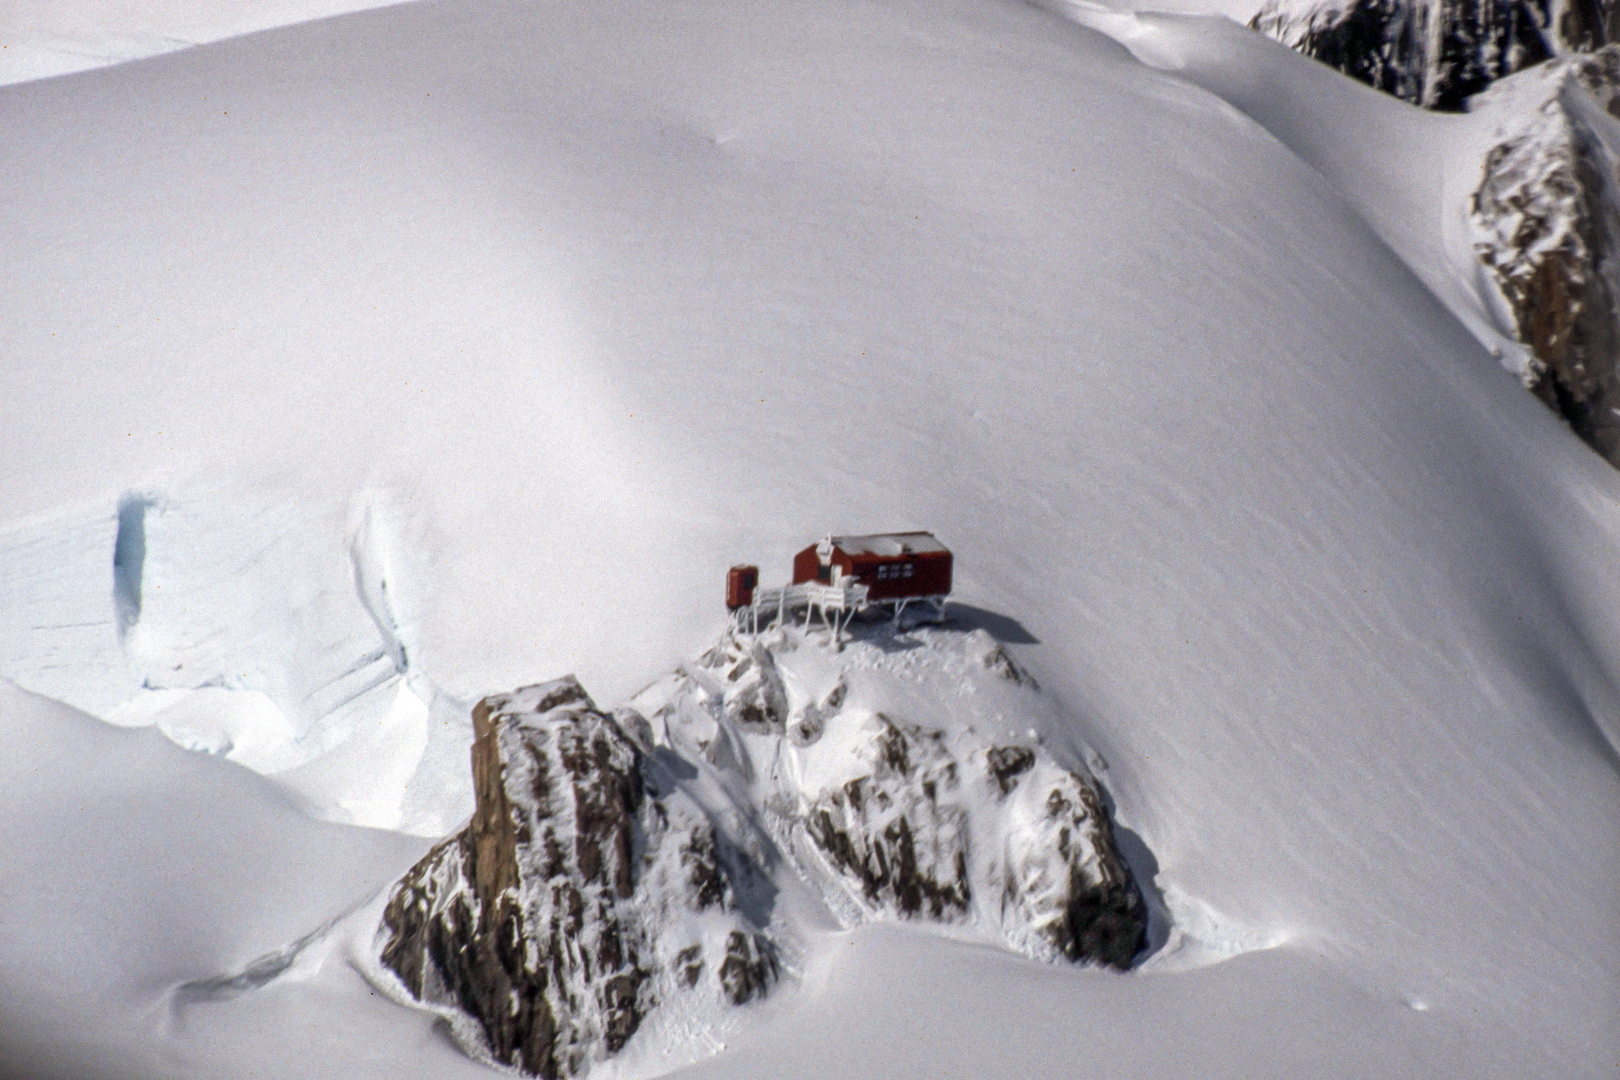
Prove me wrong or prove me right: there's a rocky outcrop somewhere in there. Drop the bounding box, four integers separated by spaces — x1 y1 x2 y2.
1250 0 1608 109
1252 0 1620 464
1469 46 1620 460
702 636 788 732
680 627 1148 970
799 715 973 920
993 754 1146 968
376 678 775 1080
782 709 1145 968
377 627 1151 1079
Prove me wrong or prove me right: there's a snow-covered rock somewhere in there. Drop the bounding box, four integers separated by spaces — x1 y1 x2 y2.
1249 0 1604 109
377 624 1147 1077
1468 45 1620 459
376 677 776 1080
1241 0 1620 463
642 624 1148 970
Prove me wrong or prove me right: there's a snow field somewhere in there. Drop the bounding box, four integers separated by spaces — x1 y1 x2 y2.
1 0 1617 1075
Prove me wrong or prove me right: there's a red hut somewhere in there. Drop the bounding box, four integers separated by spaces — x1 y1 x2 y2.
726 565 759 610
791 532 952 601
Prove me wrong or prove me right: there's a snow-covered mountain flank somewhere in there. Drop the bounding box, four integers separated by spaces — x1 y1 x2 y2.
1243 0 1620 462
2 0 1617 1077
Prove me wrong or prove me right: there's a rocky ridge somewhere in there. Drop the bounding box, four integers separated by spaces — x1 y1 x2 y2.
1249 0 1608 109
1469 46 1620 459
374 624 1148 1078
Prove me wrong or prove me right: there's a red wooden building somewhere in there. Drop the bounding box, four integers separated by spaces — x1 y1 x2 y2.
791 532 952 601
725 564 759 610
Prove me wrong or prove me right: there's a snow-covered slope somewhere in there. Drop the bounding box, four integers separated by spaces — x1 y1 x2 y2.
2 0 1617 1076
0 0 410 86
1064 8 1620 456
0 679 486 1080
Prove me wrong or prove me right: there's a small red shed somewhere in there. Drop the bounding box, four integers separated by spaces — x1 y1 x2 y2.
791 532 952 601
726 565 759 610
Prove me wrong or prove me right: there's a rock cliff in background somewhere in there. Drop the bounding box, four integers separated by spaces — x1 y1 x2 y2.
376 678 775 1080
1250 0 1608 109
1470 46 1620 460
1251 0 1620 464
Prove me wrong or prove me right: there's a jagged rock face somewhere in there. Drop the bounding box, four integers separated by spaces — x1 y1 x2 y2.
800 715 973 920
994 755 1146 969
787 711 1144 968
1470 47 1620 460
378 628 1151 1079
1251 0 1607 109
675 628 1148 970
702 636 788 732
377 678 775 1080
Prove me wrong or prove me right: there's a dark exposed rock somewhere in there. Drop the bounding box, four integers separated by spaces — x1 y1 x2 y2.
717 931 779 1005
1470 47 1620 462
787 708 1147 968
986 745 1037 795
1038 784 1147 969
377 677 776 1079
801 715 973 920
1250 0 1603 109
